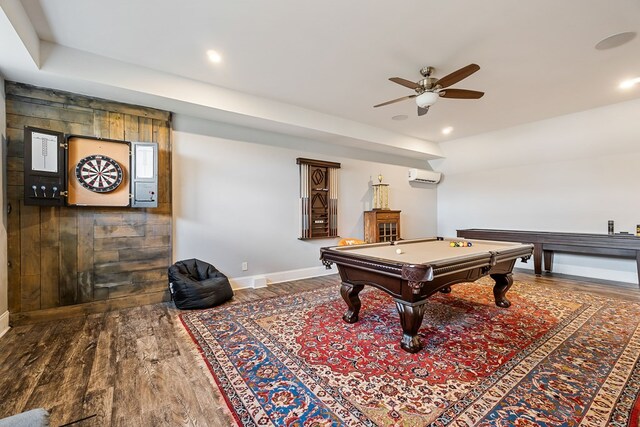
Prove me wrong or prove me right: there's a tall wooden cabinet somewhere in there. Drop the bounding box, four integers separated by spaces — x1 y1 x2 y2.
364 210 401 243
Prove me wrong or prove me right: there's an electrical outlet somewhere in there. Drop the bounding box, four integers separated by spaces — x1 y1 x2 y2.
242 261 248 271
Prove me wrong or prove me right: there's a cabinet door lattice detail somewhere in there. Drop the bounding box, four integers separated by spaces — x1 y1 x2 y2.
364 210 401 243
298 158 340 240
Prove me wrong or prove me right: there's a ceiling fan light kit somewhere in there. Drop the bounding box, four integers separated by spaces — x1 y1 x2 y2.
416 91 440 108
374 63 484 117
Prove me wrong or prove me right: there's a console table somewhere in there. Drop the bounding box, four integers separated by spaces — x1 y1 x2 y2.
457 228 640 286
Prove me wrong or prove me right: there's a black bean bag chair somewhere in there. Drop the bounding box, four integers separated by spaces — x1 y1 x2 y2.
168 259 233 309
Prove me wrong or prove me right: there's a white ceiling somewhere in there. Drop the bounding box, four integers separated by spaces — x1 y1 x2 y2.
2 0 640 159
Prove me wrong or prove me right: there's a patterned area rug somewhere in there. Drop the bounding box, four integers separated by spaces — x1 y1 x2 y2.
180 278 640 426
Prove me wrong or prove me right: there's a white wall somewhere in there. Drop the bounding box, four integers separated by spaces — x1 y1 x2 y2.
433 98 640 283
0 75 9 337
172 116 438 287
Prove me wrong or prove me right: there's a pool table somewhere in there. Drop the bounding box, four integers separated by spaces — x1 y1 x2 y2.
320 237 533 353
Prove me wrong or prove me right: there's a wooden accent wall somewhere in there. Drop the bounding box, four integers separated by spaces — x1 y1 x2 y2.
5 81 172 324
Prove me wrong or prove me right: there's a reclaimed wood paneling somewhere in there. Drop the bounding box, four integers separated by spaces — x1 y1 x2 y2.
7 197 21 313
94 258 171 276
155 120 171 205
94 224 145 239
94 250 119 264
92 265 171 290
93 288 110 301
6 99 94 126
5 81 172 323
107 280 166 299
7 156 23 172
94 235 170 252
40 207 60 309
59 208 78 305
77 211 95 303
119 247 169 262
109 112 125 140
20 275 41 312
20 203 41 278
132 268 168 283
7 81 170 121
139 117 153 142
124 115 139 142
93 110 110 138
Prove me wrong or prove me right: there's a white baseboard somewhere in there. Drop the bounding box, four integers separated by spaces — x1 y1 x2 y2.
0 311 10 339
229 265 336 290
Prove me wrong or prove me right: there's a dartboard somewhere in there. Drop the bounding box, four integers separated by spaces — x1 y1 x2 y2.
75 154 124 193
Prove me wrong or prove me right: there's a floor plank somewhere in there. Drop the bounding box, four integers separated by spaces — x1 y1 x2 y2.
0 271 638 425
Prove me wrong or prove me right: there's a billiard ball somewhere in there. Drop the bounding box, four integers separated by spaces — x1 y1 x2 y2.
395 248 403 254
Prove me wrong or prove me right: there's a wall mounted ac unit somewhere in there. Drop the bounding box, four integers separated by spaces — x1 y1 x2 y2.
408 168 442 184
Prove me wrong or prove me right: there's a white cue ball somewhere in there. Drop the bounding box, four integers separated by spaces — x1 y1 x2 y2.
395 248 403 254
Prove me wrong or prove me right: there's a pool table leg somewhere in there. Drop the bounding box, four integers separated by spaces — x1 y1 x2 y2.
490 273 513 308
340 283 365 323
394 301 426 353
533 244 543 276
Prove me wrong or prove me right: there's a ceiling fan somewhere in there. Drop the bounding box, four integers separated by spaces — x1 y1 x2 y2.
374 63 484 117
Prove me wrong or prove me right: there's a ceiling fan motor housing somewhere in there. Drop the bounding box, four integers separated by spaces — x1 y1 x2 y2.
418 77 438 91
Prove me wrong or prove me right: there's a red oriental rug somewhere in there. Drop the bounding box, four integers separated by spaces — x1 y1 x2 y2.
180 277 640 426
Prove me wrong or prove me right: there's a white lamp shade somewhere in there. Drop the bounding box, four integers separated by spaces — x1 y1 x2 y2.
416 92 439 108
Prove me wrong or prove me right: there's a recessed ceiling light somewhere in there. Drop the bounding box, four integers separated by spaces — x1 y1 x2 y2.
619 77 640 89
207 50 222 63
391 115 408 121
595 32 637 50
442 126 453 135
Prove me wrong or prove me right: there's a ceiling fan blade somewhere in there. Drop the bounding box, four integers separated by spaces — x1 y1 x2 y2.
374 94 416 108
435 64 480 89
389 77 421 90
440 89 484 99
417 106 429 116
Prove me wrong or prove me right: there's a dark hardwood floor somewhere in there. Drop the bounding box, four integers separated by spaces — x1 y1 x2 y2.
0 271 638 426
